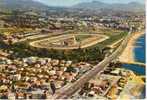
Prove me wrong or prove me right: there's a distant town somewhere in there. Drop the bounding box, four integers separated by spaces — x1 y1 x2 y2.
0 0 145 99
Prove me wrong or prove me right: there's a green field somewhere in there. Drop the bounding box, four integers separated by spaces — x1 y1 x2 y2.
75 35 92 42
99 32 128 47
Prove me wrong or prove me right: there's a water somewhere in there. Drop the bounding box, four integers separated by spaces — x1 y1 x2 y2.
134 34 145 63
122 64 145 75
122 34 146 99
122 34 145 75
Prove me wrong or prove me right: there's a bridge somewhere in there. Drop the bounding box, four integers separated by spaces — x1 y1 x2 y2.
53 28 133 99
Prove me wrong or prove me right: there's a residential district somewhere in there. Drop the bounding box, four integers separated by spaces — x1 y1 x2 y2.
0 0 145 99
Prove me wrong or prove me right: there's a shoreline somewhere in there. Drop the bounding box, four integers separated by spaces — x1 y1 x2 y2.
119 31 145 64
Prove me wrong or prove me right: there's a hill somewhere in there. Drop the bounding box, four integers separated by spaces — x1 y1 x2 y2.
0 0 49 11
73 1 145 12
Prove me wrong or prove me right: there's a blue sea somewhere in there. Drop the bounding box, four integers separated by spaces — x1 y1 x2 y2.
134 34 145 63
122 34 146 99
122 34 145 75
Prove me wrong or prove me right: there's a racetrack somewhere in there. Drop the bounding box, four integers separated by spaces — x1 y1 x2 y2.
30 34 109 50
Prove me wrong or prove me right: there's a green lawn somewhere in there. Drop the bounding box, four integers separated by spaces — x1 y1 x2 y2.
75 35 92 42
98 32 128 47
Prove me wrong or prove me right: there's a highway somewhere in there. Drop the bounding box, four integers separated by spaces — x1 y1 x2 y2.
53 28 132 99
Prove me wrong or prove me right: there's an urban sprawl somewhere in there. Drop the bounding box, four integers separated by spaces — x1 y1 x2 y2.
0 1 145 99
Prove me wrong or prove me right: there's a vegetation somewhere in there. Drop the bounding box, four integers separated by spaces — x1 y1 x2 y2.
75 35 92 42
99 32 128 47
0 28 35 35
0 31 128 63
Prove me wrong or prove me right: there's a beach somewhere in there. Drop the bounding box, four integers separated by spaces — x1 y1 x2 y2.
119 31 145 64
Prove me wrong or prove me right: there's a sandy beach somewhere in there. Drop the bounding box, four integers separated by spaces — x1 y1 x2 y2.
119 31 145 64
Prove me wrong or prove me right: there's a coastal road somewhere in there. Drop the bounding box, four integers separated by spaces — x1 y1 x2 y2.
53 28 132 99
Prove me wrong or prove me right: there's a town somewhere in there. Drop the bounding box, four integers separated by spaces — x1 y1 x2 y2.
0 0 145 99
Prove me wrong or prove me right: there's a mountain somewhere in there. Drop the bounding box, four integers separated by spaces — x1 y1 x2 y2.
0 0 49 11
0 0 145 13
73 1 145 12
73 1 108 9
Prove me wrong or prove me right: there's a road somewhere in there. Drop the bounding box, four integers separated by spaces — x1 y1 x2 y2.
53 28 132 99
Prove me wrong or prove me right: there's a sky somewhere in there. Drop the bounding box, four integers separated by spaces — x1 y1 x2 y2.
34 0 145 7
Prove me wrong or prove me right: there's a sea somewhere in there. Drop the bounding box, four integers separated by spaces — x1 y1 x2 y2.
122 34 145 75
122 34 146 99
